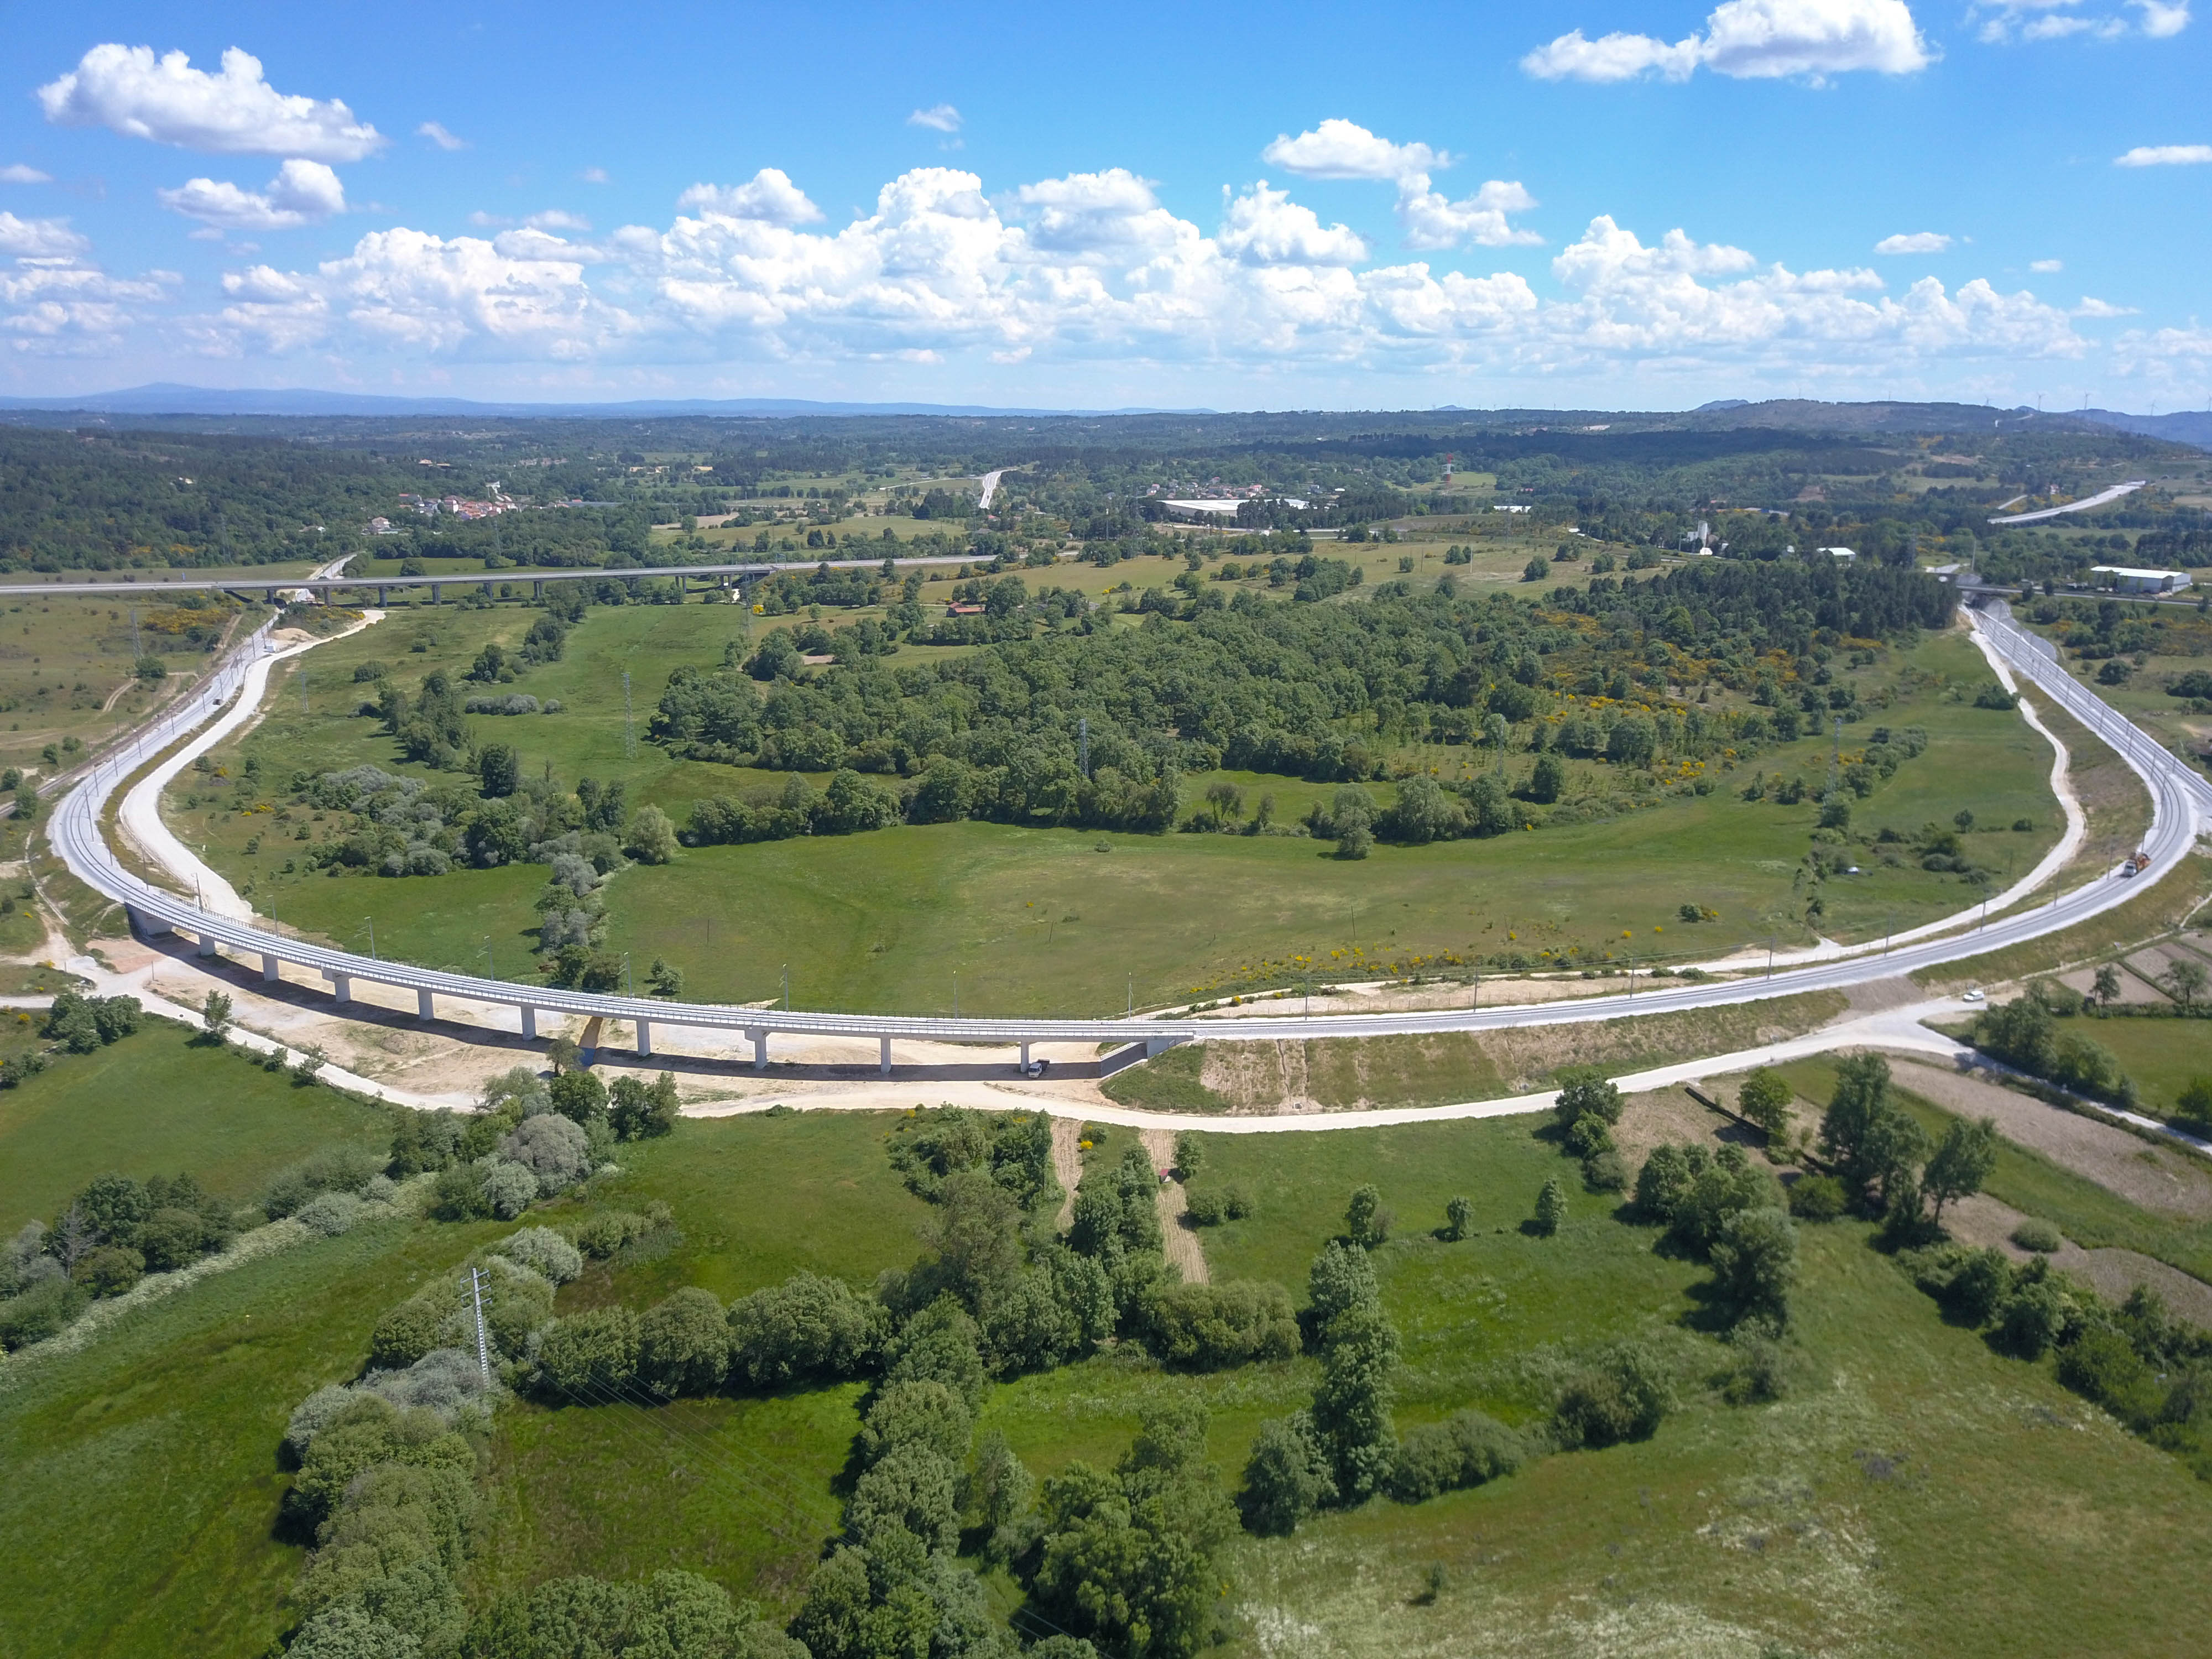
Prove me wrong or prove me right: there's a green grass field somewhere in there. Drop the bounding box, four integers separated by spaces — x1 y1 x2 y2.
173 611 2064 1014
7 1042 2212 1657
0 1024 487 1659
0 1018 395 1228
2070 1015 2212 1114
421 1106 2212 1655
0 595 241 778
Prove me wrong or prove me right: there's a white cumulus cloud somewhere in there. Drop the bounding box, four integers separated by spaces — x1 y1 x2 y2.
1262 118 1444 180
199 161 2082 395
525 210 591 232
1524 0 1931 82
157 158 346 231
2074 296 2139 316
2030 257 2064 271
1875 231 1951 253
0 213 90 258
907 105 962 133
1971 1 2188 42
1397 178 1543 250
676 169 825 226
1218 182 1369 266
417 121 466 151
2115 143 2212 165
0 218 171 354
38 45 385 162
1256 120 1538 250
0 165 53 186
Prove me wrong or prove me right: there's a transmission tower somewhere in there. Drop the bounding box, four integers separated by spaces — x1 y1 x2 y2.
1078 716 1089 779
622 669 637 759
1826 715 1841 798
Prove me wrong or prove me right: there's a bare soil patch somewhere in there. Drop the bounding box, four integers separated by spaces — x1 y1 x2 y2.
1941 1191 2212 1329
1891 1059 2212 1218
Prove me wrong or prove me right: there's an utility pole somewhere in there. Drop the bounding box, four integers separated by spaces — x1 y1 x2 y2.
129 607 142 658
622 669 637 759
468 1266 491 1383
484 937 495 980
1827 716 1841 800
364 917 375 959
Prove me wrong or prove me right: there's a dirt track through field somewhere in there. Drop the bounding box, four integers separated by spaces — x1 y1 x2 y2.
1140 1126 1209 1284
1051 1115 1082 1232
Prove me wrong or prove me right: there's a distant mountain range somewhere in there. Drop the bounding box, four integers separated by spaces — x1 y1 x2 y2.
2070 407 2212 451
0 383 1205 419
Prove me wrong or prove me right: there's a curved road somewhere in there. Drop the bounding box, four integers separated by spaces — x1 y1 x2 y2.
46 604 2209 1061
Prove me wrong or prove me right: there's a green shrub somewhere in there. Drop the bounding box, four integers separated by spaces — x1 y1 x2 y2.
1182 1189 1225 1227
538 1307 643 1399
858 1380 972 1470
75 1245 144 1297
1787 1174 1846 1222
1583 1150 1628 1193
1532 1177 1564 1236
572 1208 651 1258
635 1288 729 1398
1552 1342 1672 1448
1142 1280 1300 1370
1387 1410 1527 1502
1241 1411 1337 1535
0 1274 86 1349
726 1270 886 1388
2011 1217 2064 1253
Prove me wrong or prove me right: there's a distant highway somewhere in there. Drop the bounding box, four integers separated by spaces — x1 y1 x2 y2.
0 552 1003 604
45 603 2207 1071
1987 479 2146 525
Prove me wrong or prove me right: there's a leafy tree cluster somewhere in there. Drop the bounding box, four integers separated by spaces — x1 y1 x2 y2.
1905 1249 2212 1478
394 1067 674 1224
1970 990 2137 1107
0 1168 237 1346
1634 1143 1796 1329
1550 1067 1628 1192
646 561 1949 860
1240 1239 1402 1532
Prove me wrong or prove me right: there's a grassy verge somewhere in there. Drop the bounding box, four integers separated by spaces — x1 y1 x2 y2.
1131 990 1850 1115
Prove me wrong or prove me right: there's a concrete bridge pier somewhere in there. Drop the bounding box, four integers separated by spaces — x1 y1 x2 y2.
519 1006 536 1040
879 1036 892 1075
260 953 280 982
196 932 219 958
328 973 351 1004
1019 1041 1031 1074
635 1019 652 1057
749 1027 768 1071
416 988 435 1021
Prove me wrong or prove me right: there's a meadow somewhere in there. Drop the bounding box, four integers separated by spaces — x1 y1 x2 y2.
3 1013 2212 1657
171 601 2065 1013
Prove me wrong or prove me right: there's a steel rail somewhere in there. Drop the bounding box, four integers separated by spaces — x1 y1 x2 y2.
46 604 2207 1065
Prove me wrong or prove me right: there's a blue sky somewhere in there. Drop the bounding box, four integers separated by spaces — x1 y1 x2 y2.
0 1 2205 410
